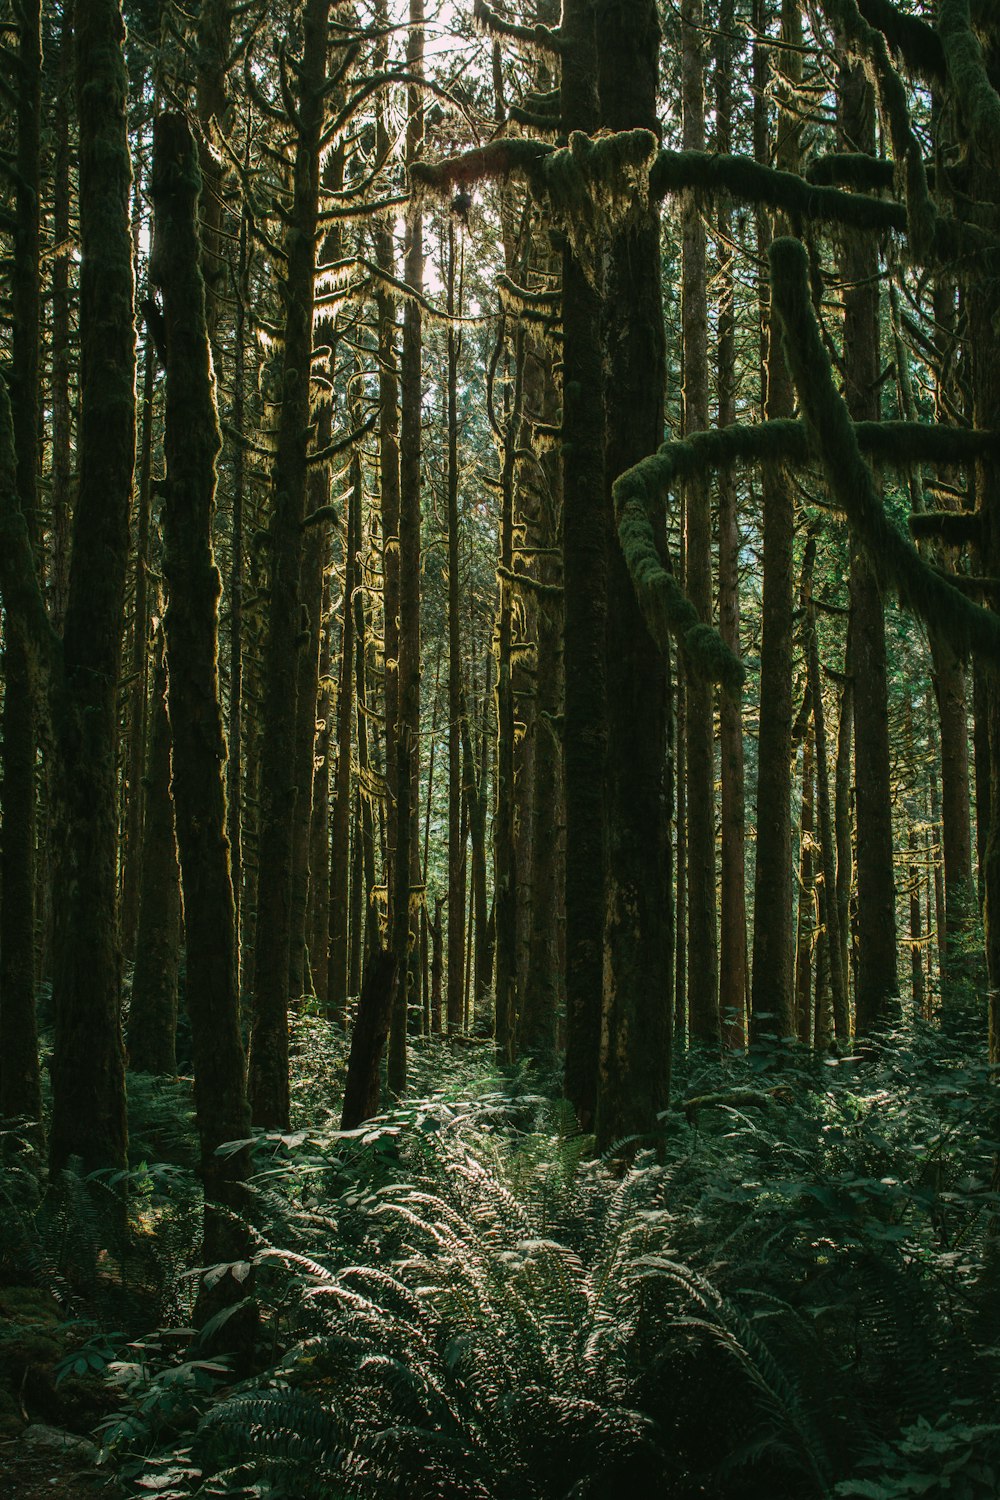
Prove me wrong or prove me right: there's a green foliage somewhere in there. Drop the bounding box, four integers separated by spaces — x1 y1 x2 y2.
6 1029 1000 1496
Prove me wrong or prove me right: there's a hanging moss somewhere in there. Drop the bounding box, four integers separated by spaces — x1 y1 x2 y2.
769 234 1000 664
856 0 946 82
472 0 564 58
823 0 941 261
410 138 553 199
938 0 1000 160
616 485 743 696
413 130 658 279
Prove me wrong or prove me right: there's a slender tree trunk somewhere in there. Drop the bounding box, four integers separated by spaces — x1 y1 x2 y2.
330 442 362 1020
121 337 156 957
715 0 746 1048
446 226 467 1036
128 619 181 1075
805 560 849 1043
681 0 718 1049
561 0 608 1132
494 332 524 1063
387 0 425 1096
309 565 333 1009
794 727 816 1046
288 521 324 1002
750 0 799 1042
840 61 897 1034
151 111 252 1313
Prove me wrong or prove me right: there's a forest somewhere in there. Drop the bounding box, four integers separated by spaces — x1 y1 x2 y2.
1 0 1000 1493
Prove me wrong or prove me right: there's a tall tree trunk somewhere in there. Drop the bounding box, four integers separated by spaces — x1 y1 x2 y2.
151 111 252 1310
805 551 849 1043
840 60 896 1035
446 225 467 1036
596 0 671 1148
249 0 329 1128
494 332 524 1063
121 336 156 957
287 522 324 1002
561 0 608 1132
388 0 425 1096
128 618 181 1075
329 442 362 1020
0 0 42 1125
750 0 799 1042
48 0 135 1172
794 725 816 1046
715 0 746 1048
681 0 718 1049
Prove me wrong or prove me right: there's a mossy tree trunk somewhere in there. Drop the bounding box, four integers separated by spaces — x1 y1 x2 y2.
561 0 608 1133
388 0 426 1096
150 110 252 1300
840 59 897 1034
249 0 330 1128
595 0 671 1149
749 0 800 1043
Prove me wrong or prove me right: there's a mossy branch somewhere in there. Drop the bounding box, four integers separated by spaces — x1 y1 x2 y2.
473 0 564 56
805 152 897 193
908 510 982 545
414 131 659 277
651 150 906 235
770 234 1000 665
615 476 744 697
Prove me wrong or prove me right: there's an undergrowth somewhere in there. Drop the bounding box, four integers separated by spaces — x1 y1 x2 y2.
3 1014 1000 1497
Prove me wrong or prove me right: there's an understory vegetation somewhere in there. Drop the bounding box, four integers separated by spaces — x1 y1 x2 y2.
3 1010 1000 1498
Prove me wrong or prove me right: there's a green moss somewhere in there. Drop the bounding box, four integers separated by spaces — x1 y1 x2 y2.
651 150 906 235
938 0 1000 159
769 234 1000 665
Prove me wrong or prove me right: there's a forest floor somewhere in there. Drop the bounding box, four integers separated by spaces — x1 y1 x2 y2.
2 1008 999 1498
0 1436 118 1499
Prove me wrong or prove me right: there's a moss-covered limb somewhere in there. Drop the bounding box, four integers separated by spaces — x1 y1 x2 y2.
938 0 1000 161
613 415 996 520
854 0 946 81
770 235 1000 663
805 151 897 192
616 496 743 695
473 0 564 55
0 375 59 682
410 138 553 200
497 273 561 312
415 130 659 275
820 0 938 259
909 509 982 545
650 148 906 234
